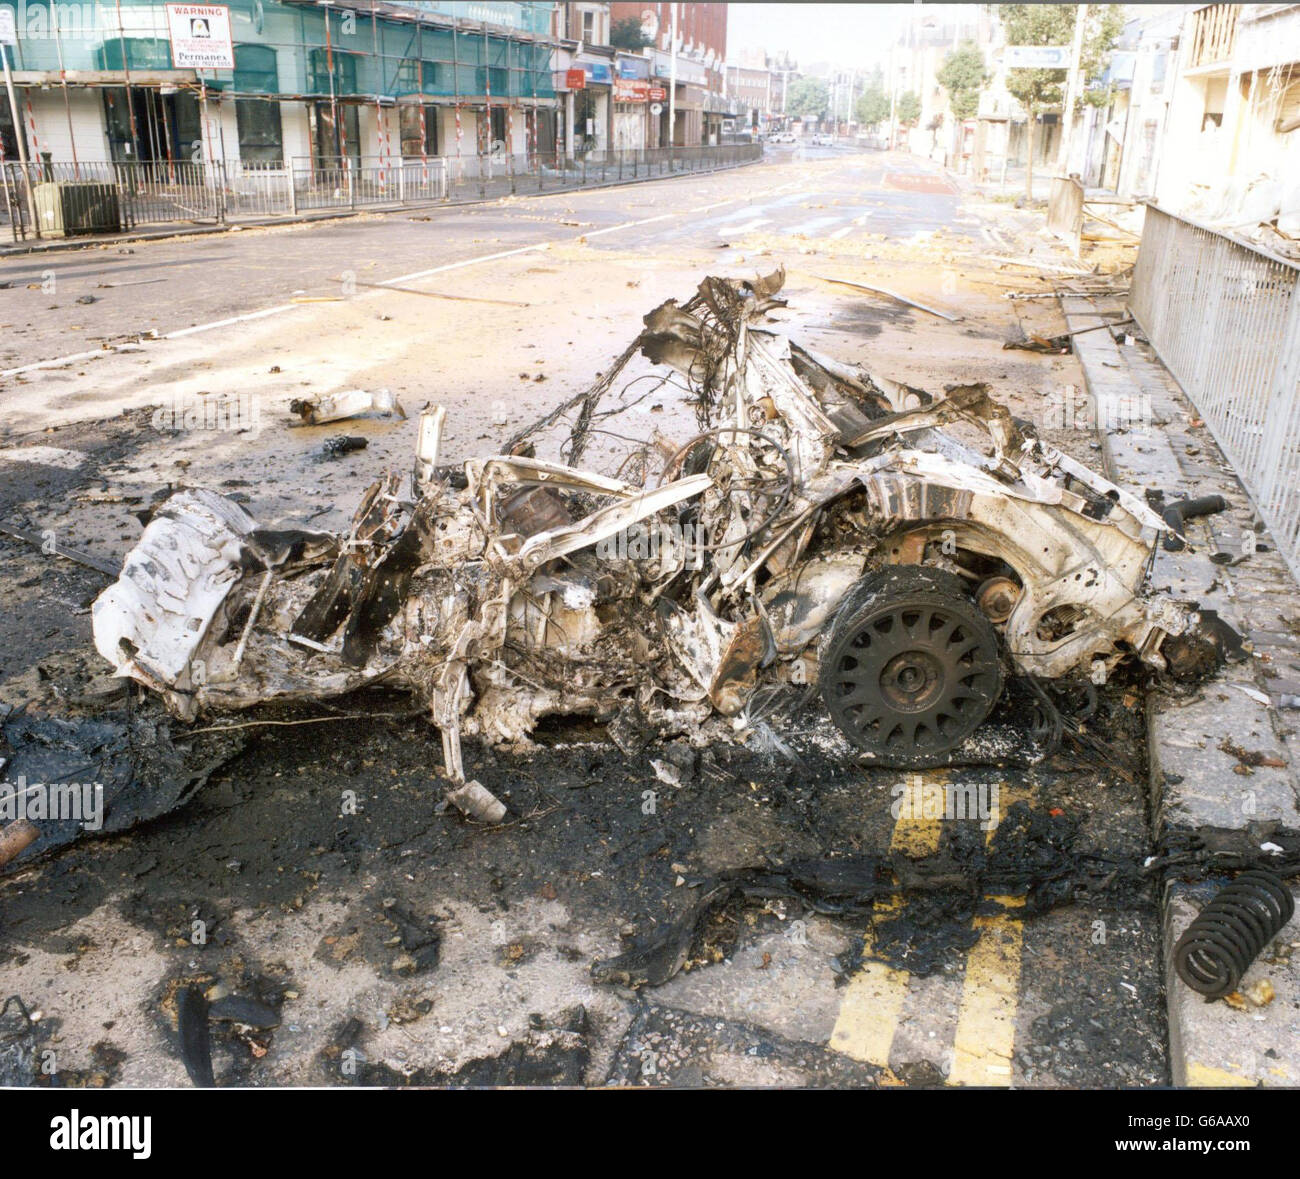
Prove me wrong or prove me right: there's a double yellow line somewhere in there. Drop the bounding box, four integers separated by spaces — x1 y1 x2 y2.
830 773 1031 1086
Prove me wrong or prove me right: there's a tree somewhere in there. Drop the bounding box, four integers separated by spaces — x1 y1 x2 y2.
855 86 890 128
786 77 830 122
1000 4 1123 196
896 92 921 127
937 41 990 121
609 17 651 50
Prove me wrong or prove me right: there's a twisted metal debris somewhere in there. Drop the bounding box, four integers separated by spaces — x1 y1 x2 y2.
92 269 1239 784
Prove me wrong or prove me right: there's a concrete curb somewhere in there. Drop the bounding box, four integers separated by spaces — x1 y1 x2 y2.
1064 294 1300 1088
0 157 763 258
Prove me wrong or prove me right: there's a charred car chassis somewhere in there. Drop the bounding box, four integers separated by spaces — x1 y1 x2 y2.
92 269 1233 785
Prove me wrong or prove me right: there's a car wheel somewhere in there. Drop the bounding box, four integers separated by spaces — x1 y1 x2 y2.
819 566 1002 766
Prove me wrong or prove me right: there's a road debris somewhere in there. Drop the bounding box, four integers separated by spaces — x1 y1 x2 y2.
1217 738 1286 771
591 799 1153 989
0 996 44 1087
0 819 40 869
90 269 1241 794
445 779 508 824
322 435 369 458
288 388 405 426
0 522 120 577
176 984 215 1088
812 273 962 321
0 704 247 873
1171 869 1295 1000
342 277 530 308
1152 494 1229 552
1002 317 1135 354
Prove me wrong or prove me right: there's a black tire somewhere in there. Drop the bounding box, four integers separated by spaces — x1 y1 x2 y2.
819 566 1003 766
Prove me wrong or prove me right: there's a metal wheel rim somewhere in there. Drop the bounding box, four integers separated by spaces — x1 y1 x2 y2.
824 599 1000 756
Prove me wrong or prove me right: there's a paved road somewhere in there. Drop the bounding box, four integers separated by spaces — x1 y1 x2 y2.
1 146 999 373
0 149 1168 1088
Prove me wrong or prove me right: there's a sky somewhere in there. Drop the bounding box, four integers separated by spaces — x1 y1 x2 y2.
725 3 918 71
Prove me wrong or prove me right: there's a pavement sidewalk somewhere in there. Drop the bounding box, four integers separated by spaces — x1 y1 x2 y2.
1064 294 1300 1087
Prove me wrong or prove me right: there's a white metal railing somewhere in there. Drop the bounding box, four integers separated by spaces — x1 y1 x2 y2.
1129 204 1300 579
2 144 762 242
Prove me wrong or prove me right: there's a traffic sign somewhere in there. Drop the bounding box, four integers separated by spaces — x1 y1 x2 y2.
1005 45 1071 69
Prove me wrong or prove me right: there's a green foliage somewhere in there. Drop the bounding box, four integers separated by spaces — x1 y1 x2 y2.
855 86 890 128
1000 3 1123 112
937 42 989 121
1082 6 1126 108
786 77 830 121
896 91 921 126
609 17 652 50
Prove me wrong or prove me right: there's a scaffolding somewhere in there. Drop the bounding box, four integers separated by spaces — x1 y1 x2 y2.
1 0 560 168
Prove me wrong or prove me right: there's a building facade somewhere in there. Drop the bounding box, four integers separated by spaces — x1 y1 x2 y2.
0 0 565 171
1151 2 1300 225
724 62 771 133
608 2 727 144
1042 3 1300 234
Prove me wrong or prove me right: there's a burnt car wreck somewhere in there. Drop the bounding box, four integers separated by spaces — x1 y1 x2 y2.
92 269 1237 798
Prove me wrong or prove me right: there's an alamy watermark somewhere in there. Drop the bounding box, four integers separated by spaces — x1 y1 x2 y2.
595 519 705 570
891 773 1000 831
1042 384 1151 435
2 3 115 41
151 392 259 435
1 775 103 830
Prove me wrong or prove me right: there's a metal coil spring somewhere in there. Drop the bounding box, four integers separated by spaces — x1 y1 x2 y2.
1173 869 1295 999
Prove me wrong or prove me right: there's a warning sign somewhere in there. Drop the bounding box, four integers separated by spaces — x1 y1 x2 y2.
165 5 236 70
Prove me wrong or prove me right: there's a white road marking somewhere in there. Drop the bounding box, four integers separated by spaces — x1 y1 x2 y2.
828 225 854 240
1 348 116 377
788 216 841 236
165 302 311 339
715 217 770 236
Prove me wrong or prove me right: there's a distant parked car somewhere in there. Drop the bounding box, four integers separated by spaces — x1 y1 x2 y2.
814 133 834 146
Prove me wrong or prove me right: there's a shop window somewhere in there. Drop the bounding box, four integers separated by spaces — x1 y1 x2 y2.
312 102 361 164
